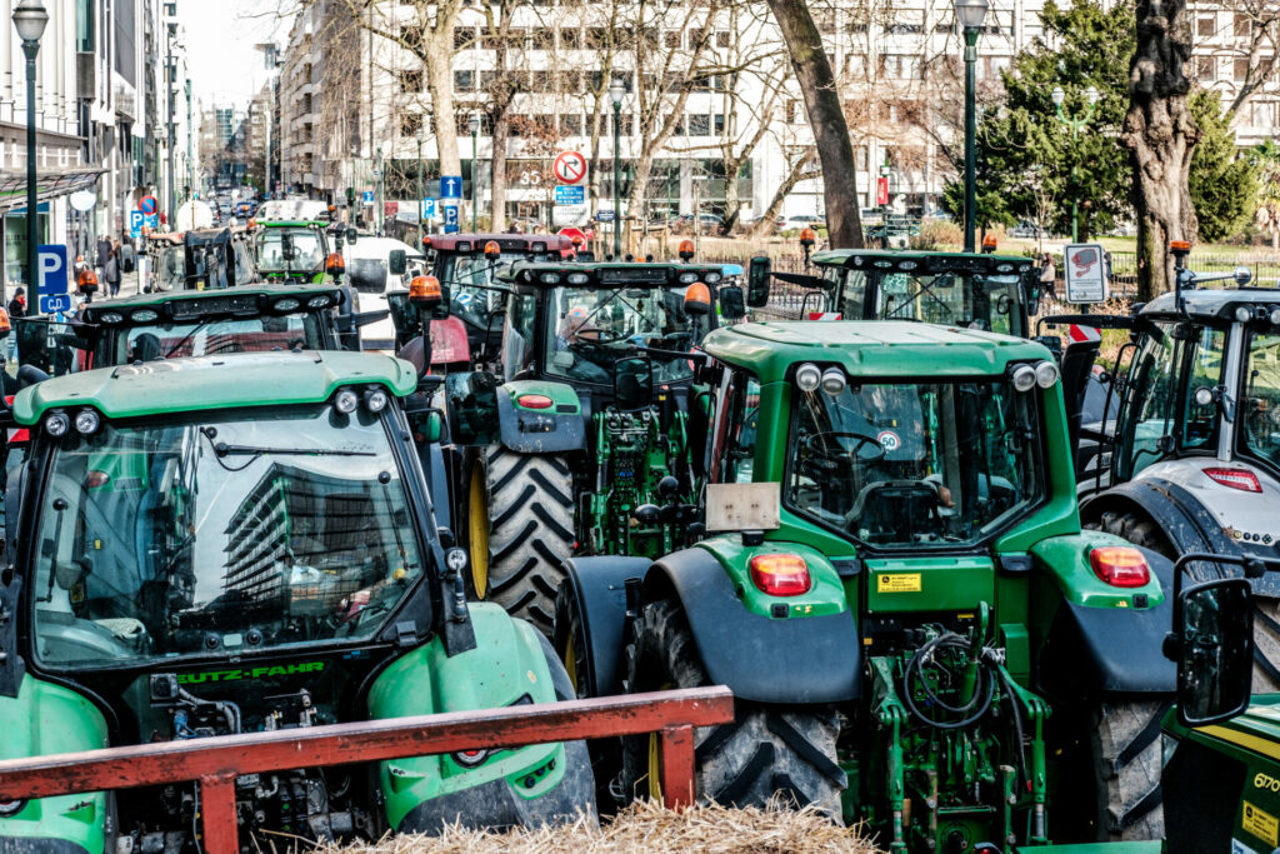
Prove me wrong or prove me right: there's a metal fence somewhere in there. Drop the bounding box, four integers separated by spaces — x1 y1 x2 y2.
0 687 734 854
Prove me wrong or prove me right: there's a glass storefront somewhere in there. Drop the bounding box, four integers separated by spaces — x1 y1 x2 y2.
4 204 51 287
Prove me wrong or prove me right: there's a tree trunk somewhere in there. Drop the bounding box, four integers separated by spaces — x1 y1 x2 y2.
425 30 462 179
1123 0 1197 301
764 0 862 248
490 116 509 231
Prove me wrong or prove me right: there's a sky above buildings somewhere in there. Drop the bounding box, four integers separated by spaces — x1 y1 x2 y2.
182 0 288 105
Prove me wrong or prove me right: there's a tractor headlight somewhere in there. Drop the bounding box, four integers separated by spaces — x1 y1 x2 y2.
274 297 301 312
820 367 847 396
539 273 561 285
74 408 101 435
132 309 159 322
446 547 468 573
1034 360 1059 389
44 411 70 437
1236 306 1255 323
0 799 26 817
307 294 332 308
363 387 389 413
704 271 722 284
1270 306 1280 326
567 273 589 285
453 748 490 768
795 363 822 393
678 272 698 284
1011 364 1037 393
333 389 359 415
98 311 124 324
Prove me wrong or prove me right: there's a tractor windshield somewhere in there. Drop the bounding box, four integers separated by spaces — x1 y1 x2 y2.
97 315 328 365
1242 330 1280 469
439 253 524 331
545 285 698 385
838 270 1025 336
30 401 426 670
257 228 326 276
786 377 1044 548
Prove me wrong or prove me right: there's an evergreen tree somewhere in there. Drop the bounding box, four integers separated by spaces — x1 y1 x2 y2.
1189 89 1257 242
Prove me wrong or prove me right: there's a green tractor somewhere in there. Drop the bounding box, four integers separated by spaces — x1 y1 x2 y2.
555 320 1176 849
0 349 594 852
255 220 344 286
433 260 742 634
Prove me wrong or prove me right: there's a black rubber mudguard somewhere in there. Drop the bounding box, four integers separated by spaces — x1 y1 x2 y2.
558 556 651 698
647 548 861 704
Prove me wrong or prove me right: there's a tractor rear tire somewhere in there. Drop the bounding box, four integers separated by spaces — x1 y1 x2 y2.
1092 699 1167 841
1093 511 1174 559
468 447 574 636
621 597 846 817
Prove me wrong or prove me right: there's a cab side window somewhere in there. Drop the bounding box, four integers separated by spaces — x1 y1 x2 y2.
502 293 537 380
710 370 761 484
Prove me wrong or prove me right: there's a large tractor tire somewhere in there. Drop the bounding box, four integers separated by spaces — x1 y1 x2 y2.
1095 509 1280 691
620 597 846 816
467 447 574 636
1091 699 1168 840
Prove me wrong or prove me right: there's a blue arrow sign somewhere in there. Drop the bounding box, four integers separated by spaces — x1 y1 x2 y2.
362 191 374 204
440 176 463 199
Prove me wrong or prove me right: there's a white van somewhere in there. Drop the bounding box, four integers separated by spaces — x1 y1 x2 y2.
343 236 426 352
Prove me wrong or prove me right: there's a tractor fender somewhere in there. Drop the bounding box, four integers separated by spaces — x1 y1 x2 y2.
645 548 861 704
1081 476 1237 556
557 556 652 697
1037 543 1176 699
495 380 586 454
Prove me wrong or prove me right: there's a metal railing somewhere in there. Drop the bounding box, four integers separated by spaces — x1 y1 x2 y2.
0 686 734 854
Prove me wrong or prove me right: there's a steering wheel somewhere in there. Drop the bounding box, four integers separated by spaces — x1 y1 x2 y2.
804 431 886 465
574 326 628 344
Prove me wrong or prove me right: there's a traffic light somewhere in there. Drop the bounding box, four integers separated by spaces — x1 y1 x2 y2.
345 186 355 207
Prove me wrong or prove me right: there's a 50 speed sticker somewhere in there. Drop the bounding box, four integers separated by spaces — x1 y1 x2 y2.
1242 800 1279 847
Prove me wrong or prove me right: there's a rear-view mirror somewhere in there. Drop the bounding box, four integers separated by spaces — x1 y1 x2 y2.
747 255 771 307
389 249 407 276
718 284 746 321
1174 578 1254 727
281 233 296 262
614 356 654 410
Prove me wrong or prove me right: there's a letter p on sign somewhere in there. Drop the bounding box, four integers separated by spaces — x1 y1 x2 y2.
37 244 69 296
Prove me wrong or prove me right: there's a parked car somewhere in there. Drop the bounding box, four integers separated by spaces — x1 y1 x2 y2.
779 214 826 231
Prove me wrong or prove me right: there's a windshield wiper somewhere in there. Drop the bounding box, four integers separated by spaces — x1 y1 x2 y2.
200 427 375 458
164 318 212 358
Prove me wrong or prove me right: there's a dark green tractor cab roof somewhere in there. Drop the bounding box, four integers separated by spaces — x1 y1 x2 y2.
701 320 1051 384
79 283 346 325
498 261 726 289
12 350 417 425
811 249 1036 277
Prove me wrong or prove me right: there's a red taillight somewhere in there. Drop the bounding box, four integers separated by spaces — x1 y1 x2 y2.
1203 467 1262 493
1090 546 1151 588
516 394 554 410
749 554 811 597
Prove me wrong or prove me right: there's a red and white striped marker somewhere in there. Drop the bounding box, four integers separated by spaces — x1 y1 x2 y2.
1068 324 1101 343
807 312 843 321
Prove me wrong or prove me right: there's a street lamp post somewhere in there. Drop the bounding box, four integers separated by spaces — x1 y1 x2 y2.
417 126 424 246
1051 84 1100 243
468 113 481 232
375 146 384 236
13 0 48 307
609 78 625 258
954 0 987 254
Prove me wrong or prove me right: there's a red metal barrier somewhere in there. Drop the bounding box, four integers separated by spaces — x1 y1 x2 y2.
0 686 733 854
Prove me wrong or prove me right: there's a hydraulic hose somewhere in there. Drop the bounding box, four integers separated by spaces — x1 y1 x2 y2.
902 632 996 730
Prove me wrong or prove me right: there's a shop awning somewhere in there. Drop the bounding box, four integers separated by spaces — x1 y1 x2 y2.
0 168 105 212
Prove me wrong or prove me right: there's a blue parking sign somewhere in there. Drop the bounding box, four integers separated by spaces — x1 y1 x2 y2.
422 198 436 219
442 202 460 234
129 210 145 238
37 244 69 297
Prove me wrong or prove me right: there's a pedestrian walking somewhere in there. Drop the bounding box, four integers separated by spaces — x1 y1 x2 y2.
1038 252 1057 299
8 287 26 320
105 245 122 298
96 234 112 278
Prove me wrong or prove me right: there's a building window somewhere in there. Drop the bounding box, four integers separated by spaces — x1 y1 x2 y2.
454 70 474 91
1197 15 1215 37
688 113 710 136
561 114 582 135
1235 12 1251 37
716 30 730 48
1196 55 1215 81
561 28 581 49
1253 101 1276 128
713 113 725 134
1236 58 1251 82
664 30 681 48
454 28 475 50
786 99 802 124
401 112 422 137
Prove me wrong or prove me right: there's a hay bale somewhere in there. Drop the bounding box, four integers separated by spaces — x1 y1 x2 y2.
314 799 881 854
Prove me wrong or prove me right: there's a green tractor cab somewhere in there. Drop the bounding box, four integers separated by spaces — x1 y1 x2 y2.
749 249 1043 339
431 260 742 635
0 350 594 852
556 319 1177 849
421 233 578 366
255 220 336 285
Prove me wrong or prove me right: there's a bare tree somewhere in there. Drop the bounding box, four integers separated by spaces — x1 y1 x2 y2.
1125 0 1198 300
